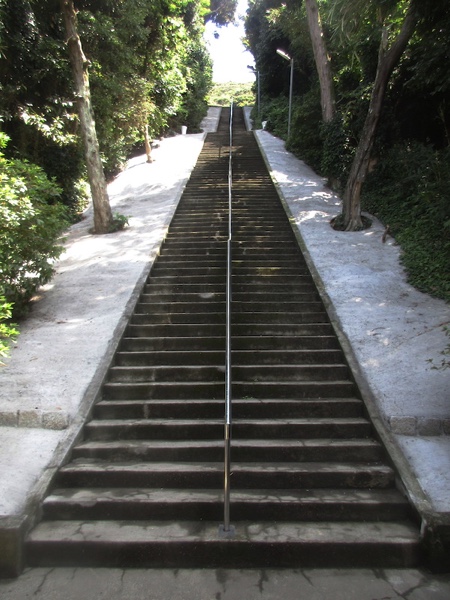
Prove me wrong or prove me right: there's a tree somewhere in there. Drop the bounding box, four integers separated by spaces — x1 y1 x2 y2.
304 0 335 122
60 0 113 234
334 0 419 230
207 0 239 26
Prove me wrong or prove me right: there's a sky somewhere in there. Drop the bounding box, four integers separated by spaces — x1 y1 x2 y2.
203 0 255 83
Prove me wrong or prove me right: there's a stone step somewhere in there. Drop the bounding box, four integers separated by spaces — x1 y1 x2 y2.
93 398 363 420
147 274 313 285
102 380 356 400
56 460 395 489
150 258 310 269
119 335 341 352
130 311 328 325
84 418 372 441
170 211 288 220
131 312 226 325
136 299 323 312
120 335 339 352
41 488 412 522
26 519 420 569
114 348 346 367
138 288 323 302
164 235 296 246
124 323 335 338
161 240 300 252
107 364 350 383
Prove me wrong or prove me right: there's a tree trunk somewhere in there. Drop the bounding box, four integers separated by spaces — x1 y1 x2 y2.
341 2 418 231
144 124 153 163
305 0 335 123
60 0 113 234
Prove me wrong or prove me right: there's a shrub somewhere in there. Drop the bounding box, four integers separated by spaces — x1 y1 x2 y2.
257 95 292 140
320 113 354 192
0 134 69 315
0 297 18 365
286 88 323 170
362 142 450 302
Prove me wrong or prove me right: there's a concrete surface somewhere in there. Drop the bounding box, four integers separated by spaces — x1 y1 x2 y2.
1 567 450 599
0 106 449 586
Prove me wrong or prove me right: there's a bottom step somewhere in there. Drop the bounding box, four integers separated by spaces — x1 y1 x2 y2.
27 520 421 569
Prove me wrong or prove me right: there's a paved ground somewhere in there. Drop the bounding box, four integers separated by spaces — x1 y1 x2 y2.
1 566 450 599
0 107 449 593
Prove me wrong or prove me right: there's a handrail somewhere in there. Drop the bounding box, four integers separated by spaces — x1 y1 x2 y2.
220 102 234 536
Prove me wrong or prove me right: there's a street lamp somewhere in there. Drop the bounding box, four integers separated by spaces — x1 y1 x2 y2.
247 65 261 119
276 49 293 139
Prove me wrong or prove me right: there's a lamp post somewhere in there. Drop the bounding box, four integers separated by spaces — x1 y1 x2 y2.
247 65 261 118
276 49 293 139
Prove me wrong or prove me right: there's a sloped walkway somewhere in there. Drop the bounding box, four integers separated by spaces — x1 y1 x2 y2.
0 107 448 578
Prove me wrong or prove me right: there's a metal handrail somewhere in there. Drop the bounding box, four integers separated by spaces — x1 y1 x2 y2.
221 103 234 536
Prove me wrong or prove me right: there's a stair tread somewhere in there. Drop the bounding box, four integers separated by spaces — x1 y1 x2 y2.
28 519 419 544
45 487 408 505
62 460 392 473
76 438 379 448
86 417 370 426
96 397 361 404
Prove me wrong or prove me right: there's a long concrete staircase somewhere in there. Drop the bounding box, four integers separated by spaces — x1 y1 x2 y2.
26 107 421 568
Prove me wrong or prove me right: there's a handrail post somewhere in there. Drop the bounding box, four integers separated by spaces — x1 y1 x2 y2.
219 103 235 538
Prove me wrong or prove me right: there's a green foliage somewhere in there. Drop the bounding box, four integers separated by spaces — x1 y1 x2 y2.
207 82 255 107
206 0 238 26
320 113 354 190
0 134 69 315
175 42 213 132
0 0 86 211
362 142 450 302
287 88 324 169
0 0 215 209
0 297 18 365
108 213 130 233
256 95 291 139
244 0 450 302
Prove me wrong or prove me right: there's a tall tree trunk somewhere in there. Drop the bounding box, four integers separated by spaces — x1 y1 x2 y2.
340 2 418 231
60 0 113 234
305 0 335 123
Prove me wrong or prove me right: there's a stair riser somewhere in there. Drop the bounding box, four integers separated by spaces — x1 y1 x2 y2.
84 422 373 441
119 336 340 352
159 247 301 257
102 381 356 400
130 311 328 324
136 300 323 312
160 242 300 253
139 292 320 303
125 324 335 337
114 349 345 366
152 263 305 272
42 501 410 523
26 539 420 570
153 259 307 269
57 469 395 490
107 365 350 383
93 399 363 420
147 275 312 285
